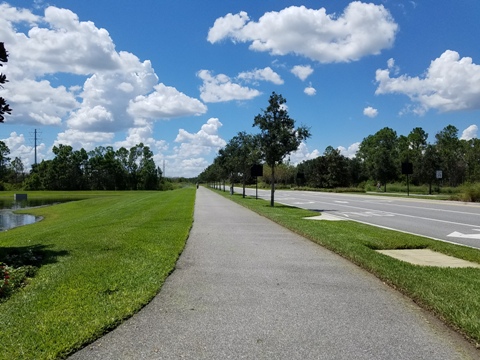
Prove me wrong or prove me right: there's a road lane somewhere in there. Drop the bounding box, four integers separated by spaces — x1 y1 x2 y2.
233 187 480 249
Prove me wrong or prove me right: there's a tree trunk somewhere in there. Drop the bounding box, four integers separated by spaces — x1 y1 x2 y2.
242 174 246 198
270 165 275 207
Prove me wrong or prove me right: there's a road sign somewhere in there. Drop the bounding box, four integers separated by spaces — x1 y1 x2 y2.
436 170 443 179
402 162 413 175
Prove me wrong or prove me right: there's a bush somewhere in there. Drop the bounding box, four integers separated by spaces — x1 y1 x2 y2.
0 262 9 297
459 182 480 202
0 248 41 300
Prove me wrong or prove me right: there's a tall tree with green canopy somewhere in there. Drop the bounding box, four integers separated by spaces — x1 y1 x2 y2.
419 144 441 194
322 146 350 188
463 138 480 183
407 127 428 185
357 127 399 191
0 140 11 181
435 125 465 186
253 92 310 206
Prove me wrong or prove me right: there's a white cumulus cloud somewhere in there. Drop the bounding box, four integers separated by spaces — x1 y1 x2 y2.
304 86 316 96
291 65 314 81
289 142 320 164
128 83 207 120
460 125 478 140
237 67 284 85
338 142 360 158
165 118 227 177
363 106 378 118
0 3 206 151
198 70 261 103
376 50 480 115
1 132 46 169
208 3 398 63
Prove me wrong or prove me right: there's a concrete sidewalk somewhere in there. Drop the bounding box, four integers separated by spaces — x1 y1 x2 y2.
70 187 477 359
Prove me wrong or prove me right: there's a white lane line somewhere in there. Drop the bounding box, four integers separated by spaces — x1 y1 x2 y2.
276 191 480 216
279 199 480 228
335 217 480 250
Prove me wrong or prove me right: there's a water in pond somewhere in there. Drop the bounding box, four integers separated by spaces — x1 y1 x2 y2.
0 210 37 231
0 199 65 232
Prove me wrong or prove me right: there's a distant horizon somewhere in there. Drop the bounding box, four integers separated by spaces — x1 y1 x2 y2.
1 1 479 177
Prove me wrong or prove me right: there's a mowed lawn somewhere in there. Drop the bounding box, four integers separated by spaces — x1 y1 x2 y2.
0 188 195 359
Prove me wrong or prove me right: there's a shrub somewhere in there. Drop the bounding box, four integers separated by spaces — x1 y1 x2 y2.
0 262 9 297
459 182 480 202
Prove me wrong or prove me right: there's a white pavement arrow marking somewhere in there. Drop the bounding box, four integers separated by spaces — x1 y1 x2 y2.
447 229 480 239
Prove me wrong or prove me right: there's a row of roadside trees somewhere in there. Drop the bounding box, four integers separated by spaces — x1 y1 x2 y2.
199 92 310 206
199 104 480 198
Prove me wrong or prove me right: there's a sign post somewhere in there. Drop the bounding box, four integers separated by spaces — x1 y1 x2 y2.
436 170 443 194
251 164 263 199
401 162 413 196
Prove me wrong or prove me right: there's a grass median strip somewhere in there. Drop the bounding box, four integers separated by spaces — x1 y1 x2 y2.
218 189 480 348
0 188 195 359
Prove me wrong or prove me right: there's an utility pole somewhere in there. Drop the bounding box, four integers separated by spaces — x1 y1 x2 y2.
34 129 37 165
29 128 41 165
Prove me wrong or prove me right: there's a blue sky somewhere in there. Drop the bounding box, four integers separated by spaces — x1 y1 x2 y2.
1 0 479 177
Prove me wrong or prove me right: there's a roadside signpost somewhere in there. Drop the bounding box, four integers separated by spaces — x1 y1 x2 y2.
402 162 413 196
251 164 263 199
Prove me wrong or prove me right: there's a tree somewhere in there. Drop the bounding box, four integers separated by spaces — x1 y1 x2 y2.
218 132 261 197
406 127 428 185
115 147 130 189
8 157 24 185
87 146 125 190
357 127 399 191
418 144 441 194
197 161 224 189
0 141 11 181
0 43 12 123
253 92 310 206
322 146 350 188
137 143 158 190
45 145 88 190
463 138 480 183
435 125 465 186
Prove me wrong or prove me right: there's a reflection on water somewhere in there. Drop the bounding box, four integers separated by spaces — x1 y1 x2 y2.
0 210 37 231
0 199 62 232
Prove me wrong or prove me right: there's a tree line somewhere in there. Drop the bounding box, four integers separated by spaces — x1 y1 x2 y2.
199 122 480 193
0 142 174 191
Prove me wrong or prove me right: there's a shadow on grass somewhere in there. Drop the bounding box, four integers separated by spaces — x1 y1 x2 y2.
365 243 429 251
1 245 69 301
0 244 69 268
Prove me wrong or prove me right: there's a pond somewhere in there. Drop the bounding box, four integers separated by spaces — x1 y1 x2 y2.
0 199 66 232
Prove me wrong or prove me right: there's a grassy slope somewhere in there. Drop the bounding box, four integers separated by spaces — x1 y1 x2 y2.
0 189 195 359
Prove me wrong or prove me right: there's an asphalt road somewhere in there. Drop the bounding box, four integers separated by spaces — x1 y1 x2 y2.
233 187 480 249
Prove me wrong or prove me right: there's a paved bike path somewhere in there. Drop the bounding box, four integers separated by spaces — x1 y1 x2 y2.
70 187 476 359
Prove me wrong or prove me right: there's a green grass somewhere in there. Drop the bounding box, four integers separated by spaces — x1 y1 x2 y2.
219 189 480 347
0 189 196 359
